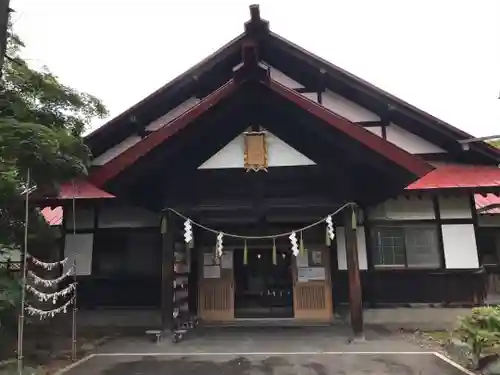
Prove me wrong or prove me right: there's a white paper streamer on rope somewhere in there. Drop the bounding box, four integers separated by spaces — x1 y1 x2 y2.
326 215 335 241
216 232 224 258
184 219 193 244
28 266 75 287
30 256 68 270
25 297 75 320
26 283 77 304
289 232 299 256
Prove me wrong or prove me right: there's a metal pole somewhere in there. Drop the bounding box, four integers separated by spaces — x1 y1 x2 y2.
17 168 30 375
71 181 77 361
0 0 11 78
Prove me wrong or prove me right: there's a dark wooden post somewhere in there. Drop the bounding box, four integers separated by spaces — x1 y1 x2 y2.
344 205 364 339
160 211 174 332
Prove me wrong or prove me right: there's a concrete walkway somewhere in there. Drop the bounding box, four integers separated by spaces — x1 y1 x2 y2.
97 325 422 354
55 325 472 374
59 353 470 375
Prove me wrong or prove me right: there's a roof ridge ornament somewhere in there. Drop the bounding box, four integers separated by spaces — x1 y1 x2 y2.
244 4 269 36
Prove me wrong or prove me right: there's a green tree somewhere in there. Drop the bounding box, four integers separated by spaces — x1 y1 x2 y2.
0 24 107 249
0 22 107 329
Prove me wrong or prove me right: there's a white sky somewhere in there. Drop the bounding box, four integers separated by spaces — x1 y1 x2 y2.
10 0 500 137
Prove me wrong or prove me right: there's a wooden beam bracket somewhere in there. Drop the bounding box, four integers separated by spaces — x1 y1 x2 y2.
234 41 269 84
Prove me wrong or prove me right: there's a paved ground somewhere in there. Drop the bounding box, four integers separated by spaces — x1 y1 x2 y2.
96 325 424 354
57 326 470 375
60 353 468 375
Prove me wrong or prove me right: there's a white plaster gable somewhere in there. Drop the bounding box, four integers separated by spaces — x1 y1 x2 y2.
198 130 315 169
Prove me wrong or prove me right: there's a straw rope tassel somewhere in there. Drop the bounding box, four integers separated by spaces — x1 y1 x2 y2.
299 232 304 255
351 207 357 231
160 215 168 234
243 240 248 265
272 238 277 265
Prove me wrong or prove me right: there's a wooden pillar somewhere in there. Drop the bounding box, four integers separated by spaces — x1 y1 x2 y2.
160 211 174 332
344 206 364 339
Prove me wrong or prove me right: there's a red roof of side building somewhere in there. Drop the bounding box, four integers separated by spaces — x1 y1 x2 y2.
475 193 500 215
406 164 500 190
55 180 115 200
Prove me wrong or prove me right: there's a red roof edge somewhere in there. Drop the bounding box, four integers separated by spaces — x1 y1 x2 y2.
88 79 239 187
55 180 116 199
406 164 500 190
265 78 433 178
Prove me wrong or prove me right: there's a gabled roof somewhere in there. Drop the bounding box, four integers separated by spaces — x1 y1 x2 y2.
85 4 500 165
88 69 432 187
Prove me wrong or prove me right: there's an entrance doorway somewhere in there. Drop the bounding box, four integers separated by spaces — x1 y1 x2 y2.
234 247 294 318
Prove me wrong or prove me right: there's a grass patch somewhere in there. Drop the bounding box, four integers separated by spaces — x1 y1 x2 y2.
423 330 451 345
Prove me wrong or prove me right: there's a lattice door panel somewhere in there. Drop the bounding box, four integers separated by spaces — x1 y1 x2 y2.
198 280 234 322
296 284 327 310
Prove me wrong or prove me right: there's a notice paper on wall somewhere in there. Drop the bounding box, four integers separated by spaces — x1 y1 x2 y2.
311 250 322 266
221 251 233 269
298 267 326 282
203 265 221 279
203 253 214 266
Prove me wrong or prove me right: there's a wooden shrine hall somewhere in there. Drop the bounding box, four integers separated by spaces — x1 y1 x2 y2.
43 5 500 338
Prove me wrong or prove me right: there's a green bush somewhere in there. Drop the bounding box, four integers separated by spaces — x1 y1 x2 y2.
454 306 500 368
0 270 22 332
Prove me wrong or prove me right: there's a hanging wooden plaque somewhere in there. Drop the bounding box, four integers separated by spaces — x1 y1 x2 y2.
244 132 268 172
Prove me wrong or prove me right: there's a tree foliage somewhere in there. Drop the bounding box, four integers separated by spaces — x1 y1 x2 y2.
0 23 108 253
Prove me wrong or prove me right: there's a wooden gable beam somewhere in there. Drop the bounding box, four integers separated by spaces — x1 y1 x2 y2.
263 77 434 178
88 80 240 187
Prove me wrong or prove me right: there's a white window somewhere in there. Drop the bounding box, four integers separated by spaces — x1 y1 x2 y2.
371 225 440 268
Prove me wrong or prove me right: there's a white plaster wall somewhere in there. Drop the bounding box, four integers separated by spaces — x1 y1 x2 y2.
199 135 243 169
439 195 472 219
301 92 318 102
321 89 380 122
92 136 142 166
369 196 435 221
267 65 303 89
478 215 500 227
336 226 368 270
145 97 201 131
366 126 382 137
98 205 159 228
386 124 445 154
198 131 315 169
264 62 380 123
65 206 94 230
64 233 93 275
442 224 479 269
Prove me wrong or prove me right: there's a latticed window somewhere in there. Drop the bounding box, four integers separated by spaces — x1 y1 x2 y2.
371 225 440 268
